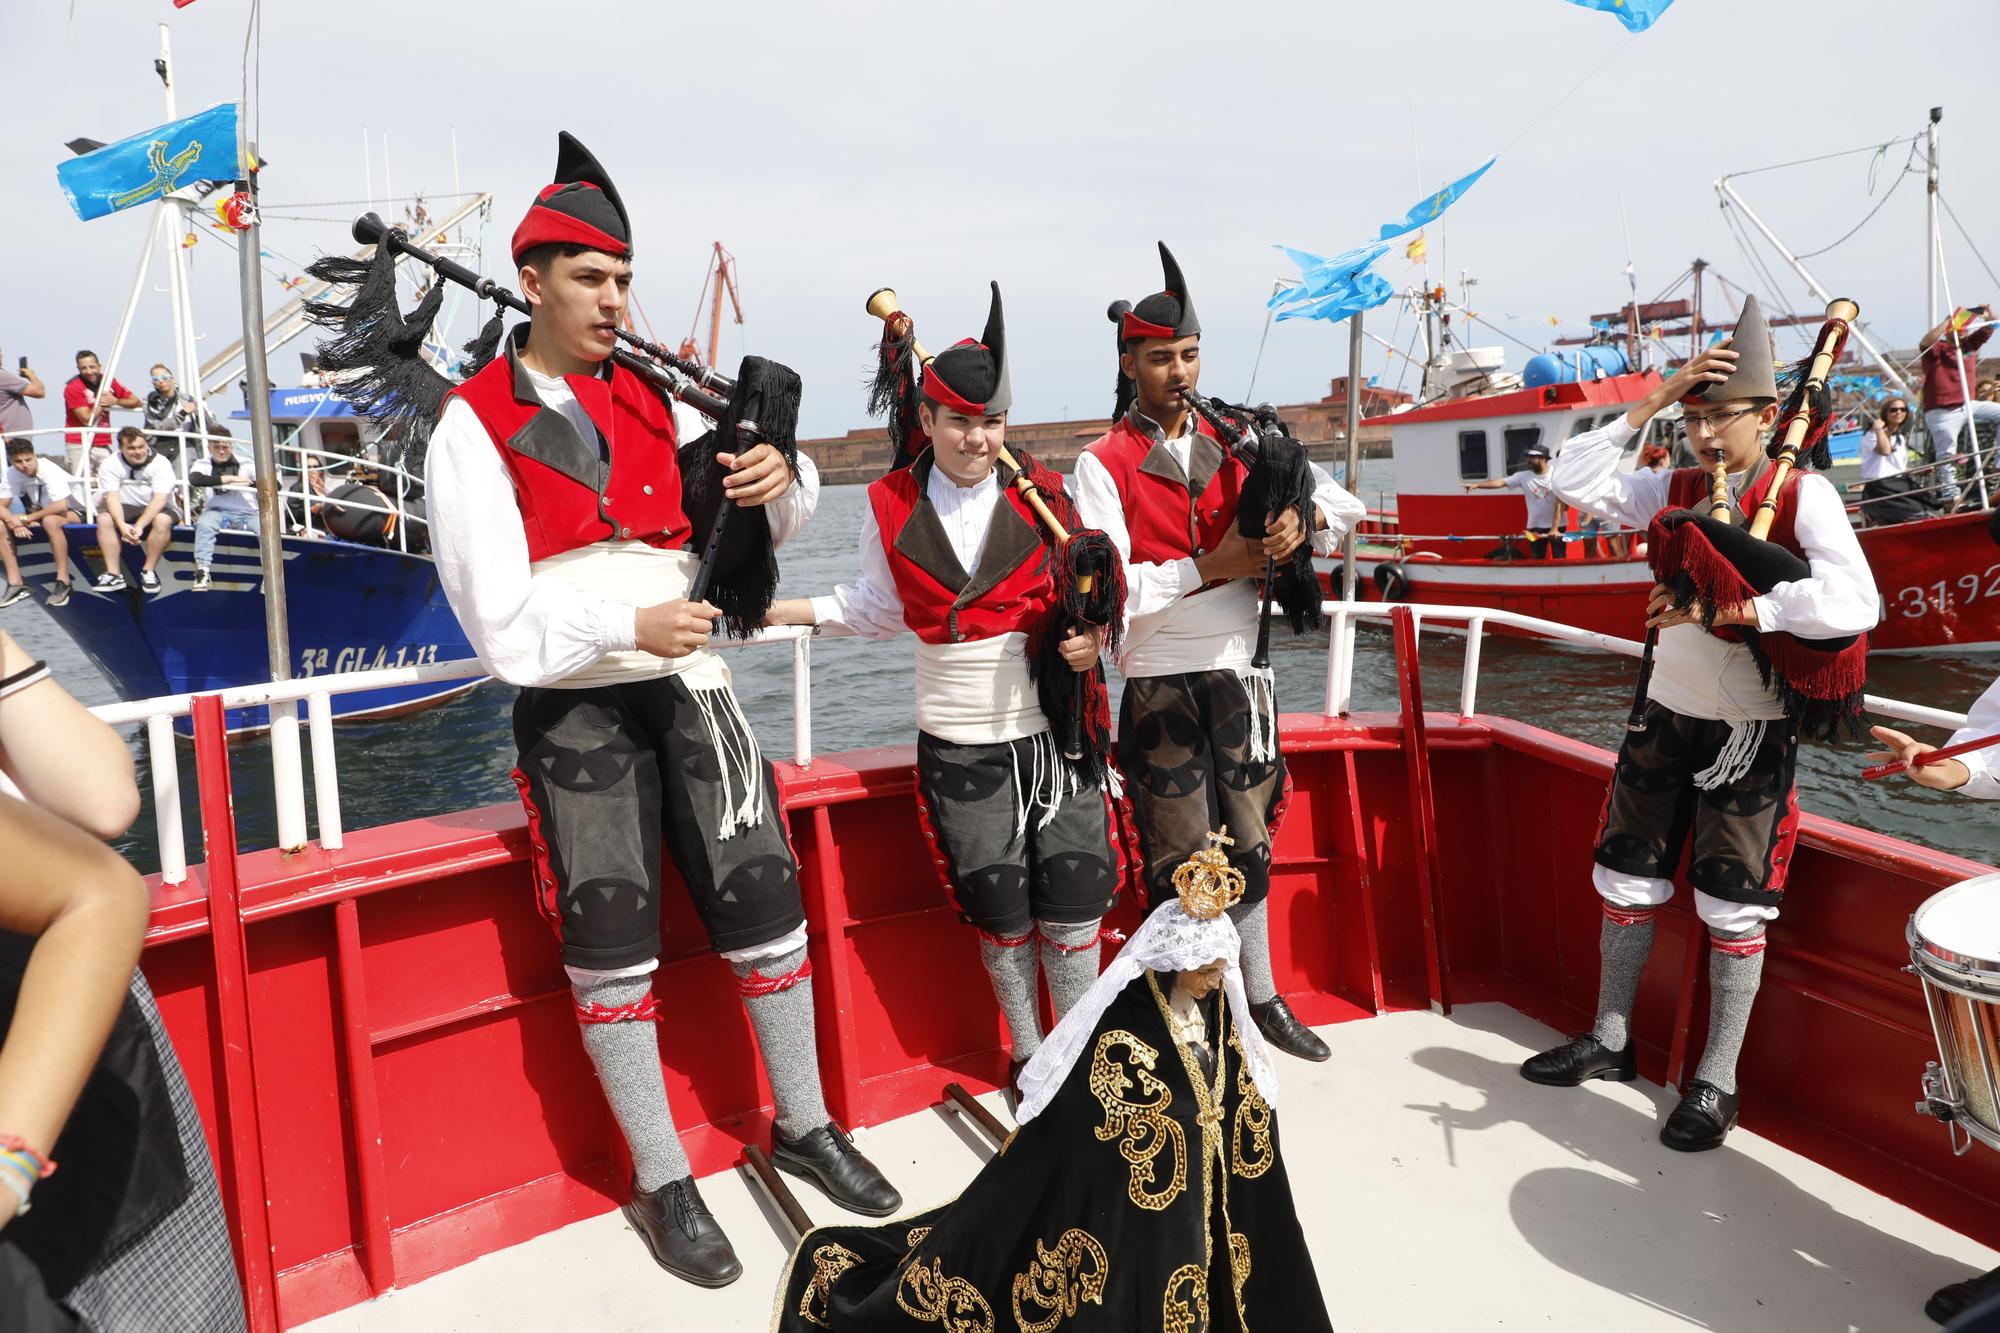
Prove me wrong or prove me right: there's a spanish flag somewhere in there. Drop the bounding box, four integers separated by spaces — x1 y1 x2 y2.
1405 231 1428 264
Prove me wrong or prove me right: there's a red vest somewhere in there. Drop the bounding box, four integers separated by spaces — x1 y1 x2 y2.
1664 463 1806 558
867 454 1054 644
447 335 690 563
1080 414 1248 564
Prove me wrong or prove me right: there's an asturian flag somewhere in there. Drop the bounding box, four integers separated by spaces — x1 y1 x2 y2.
1561 0 1674 32
56 102 241 222
1378 158 1496 241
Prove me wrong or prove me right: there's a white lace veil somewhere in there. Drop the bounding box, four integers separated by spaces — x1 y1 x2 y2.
1013 898 1280 1124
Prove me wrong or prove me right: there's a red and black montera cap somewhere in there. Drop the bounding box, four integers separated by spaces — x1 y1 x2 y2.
922 281 1011 416
1115 241 1201 344
509 131 631 267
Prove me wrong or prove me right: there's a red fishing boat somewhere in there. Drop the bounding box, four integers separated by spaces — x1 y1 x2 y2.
104 601 2000 1331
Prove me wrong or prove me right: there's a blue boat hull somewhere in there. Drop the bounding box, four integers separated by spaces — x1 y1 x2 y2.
16 524 483 731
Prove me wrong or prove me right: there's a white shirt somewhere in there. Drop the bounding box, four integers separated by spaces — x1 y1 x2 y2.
1505 467 1558 529
425 371 818 689
809 465 1001 639
189 454 258 513
1071 411 1366 678
100 452 177 510
1951 675 2000 800
1860 429 1911 482
4 458 77 512
1552 414 1880 721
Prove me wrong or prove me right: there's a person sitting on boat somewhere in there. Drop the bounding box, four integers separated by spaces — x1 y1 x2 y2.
766 284 1121 1101
91 428 177 595
1856 396 1927 527
1072 242 1365 1066
422 132 897 1288
1464 442 1564 559
139 364 213 465
770 829 1333 1333
2 440 81 609
185 430 257 594
1525 293 1879 1151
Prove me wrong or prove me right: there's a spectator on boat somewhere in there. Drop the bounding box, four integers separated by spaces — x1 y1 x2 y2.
1073 242 1365 1068
59 352 138 477
1533 294 1879 1153
185 430 256 593
0 359 44 437
139 365 211 464
766 286 1119 1103
1464 443 1564 558
1858 398 1927 526
1640 443 1671 472
1918 304 1996 508
2 440 80 608
0 627 246 1333
92 428 178 595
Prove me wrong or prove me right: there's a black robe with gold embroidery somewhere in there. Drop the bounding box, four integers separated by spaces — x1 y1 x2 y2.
772 970 1331 1332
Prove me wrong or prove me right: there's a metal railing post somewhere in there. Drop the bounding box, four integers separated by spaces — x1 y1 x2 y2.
791 632 813 768
1460 616 1486 719
307 689 343 849
268 700 309 852
147 712 187 884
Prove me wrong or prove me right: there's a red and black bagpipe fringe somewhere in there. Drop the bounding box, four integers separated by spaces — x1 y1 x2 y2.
865 309 930 473
1015 448 1128 795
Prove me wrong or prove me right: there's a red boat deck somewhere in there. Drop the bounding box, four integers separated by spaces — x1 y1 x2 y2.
137 621 2000 1330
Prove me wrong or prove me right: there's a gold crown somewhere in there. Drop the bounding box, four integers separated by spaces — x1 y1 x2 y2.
1171 828 1246 921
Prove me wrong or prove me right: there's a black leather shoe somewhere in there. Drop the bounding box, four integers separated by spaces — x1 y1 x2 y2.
1520 1033 1637 1087
1927 1265 2000 1324
1007 1057 1028 1103
1252 996 1331 1062
1660 1079 1739 1152
622 1175 742 1288
773 1121 903 1217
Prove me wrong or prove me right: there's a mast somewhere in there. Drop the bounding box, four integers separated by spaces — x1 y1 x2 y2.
1926 107 1941 328
1689 257 1705 363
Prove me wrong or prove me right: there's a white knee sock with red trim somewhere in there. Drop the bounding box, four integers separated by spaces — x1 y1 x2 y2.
731 945 831 1141
1590 902 1657 1053
1694 925 1767 1093
573 971 690 1190
1037 918 1105 1021
978 927 1044 1061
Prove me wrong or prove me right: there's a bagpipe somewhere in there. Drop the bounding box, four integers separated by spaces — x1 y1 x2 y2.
1170 384 1325 670
302 213 801 636
1629 297 1867 741
862 287 1125 791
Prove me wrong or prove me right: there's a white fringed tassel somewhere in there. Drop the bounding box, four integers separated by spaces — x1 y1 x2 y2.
1236 666 1279 765
1011 729 1083 838
689 685 765 839
1693 718 1765 792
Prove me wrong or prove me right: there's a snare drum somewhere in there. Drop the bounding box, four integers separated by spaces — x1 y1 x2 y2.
1910 872 2000 1154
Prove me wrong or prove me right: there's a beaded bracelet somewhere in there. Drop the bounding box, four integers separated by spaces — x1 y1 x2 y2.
0 1167 29 1219
0 1135 54 1179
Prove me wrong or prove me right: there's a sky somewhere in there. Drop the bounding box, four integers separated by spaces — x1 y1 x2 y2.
1 0 1995 441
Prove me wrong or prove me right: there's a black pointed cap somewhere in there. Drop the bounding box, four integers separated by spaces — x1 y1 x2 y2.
923 281 1011 416
1116 241 1200 344
510 131 632 265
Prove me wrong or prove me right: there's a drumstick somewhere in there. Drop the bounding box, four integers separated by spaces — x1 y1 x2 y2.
1862 730 2000 781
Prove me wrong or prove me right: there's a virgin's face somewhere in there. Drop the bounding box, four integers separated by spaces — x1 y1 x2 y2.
1176 959 1228 1001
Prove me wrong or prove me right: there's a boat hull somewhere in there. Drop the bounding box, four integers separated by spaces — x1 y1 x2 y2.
16 523 481 729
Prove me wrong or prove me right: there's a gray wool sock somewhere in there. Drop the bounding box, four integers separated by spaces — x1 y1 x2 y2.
1037 919 1103 1021
979 933 1044 1062
1230 899 1278 1005
1693 928 1767 1094
573 973 690 1191
731 945 832 1141
1590 909 1656 1053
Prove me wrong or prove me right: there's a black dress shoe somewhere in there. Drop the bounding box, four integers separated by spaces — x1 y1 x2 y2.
1520 1033 1637 1087
773 1121 903 1217
1007 1057 1028 1102
1252 996 1331 1062
1660 1079 1739 1152
622 1175 742 1288
1927 1264 2000 1324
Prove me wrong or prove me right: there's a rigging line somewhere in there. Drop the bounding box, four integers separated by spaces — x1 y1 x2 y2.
1454 308 1545 358
1938 191 2000 292
261 192 484 210
1717 202 1808 346
1495 33 1639 159
1794 139 1922 260
1722 134 1922 180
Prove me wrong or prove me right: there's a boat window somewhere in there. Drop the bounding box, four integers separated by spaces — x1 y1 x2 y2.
1503 425 1543 472
1569 415 1595 437
1458 430 1489 480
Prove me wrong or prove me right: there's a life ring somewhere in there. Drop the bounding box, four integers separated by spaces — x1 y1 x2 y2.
1372 562 1411 602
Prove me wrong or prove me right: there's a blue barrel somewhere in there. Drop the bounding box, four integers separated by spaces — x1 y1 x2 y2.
1523 344 1631 388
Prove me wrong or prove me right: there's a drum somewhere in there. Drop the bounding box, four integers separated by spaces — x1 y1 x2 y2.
1909 872 2000 1154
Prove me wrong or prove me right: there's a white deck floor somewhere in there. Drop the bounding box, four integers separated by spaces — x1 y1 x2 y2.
301 1004 1996 1332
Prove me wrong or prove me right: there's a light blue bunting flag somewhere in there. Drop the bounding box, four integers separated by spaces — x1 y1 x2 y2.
1561 0 1674 32
1378 157 1496 241
1269 240 1398 325
56 102 241 222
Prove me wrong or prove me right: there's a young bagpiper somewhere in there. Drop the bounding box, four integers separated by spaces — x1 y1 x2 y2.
1527 295 1879 1150
422 133 897 1288
1071 242 1365 1063
769 284 1121 1096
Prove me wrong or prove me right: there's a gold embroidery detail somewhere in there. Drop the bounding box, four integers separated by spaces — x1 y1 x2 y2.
905 1225 932 1251
1229 1231 1252 1309
1162 1263 1210 1333
798 1242 862 1327
1009 1228 1109 1332
896 1255 995 1333
1089 1028 1188 1210
1230 1031 1273 1180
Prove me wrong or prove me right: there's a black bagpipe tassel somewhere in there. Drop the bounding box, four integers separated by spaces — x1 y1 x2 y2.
303 245 458 457
865 319 927 472
683 355 803 639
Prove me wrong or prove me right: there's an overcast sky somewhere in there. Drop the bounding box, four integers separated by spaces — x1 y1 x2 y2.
2 0 1994 440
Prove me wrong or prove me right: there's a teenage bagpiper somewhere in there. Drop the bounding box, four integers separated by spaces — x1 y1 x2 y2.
770 284 1121 1097
1071 242 1365 1063
422 132 898 1288
1527 295 1879 1150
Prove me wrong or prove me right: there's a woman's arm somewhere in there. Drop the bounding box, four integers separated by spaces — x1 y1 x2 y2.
0 630 138 838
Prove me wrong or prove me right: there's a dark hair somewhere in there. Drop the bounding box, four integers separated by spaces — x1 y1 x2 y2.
117 426 148 446
517 242 634 278
76 349 98 363
6 438 34 457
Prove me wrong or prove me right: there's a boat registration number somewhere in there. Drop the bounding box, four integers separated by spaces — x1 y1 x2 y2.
1889 564 2000 619
298 644 444 674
